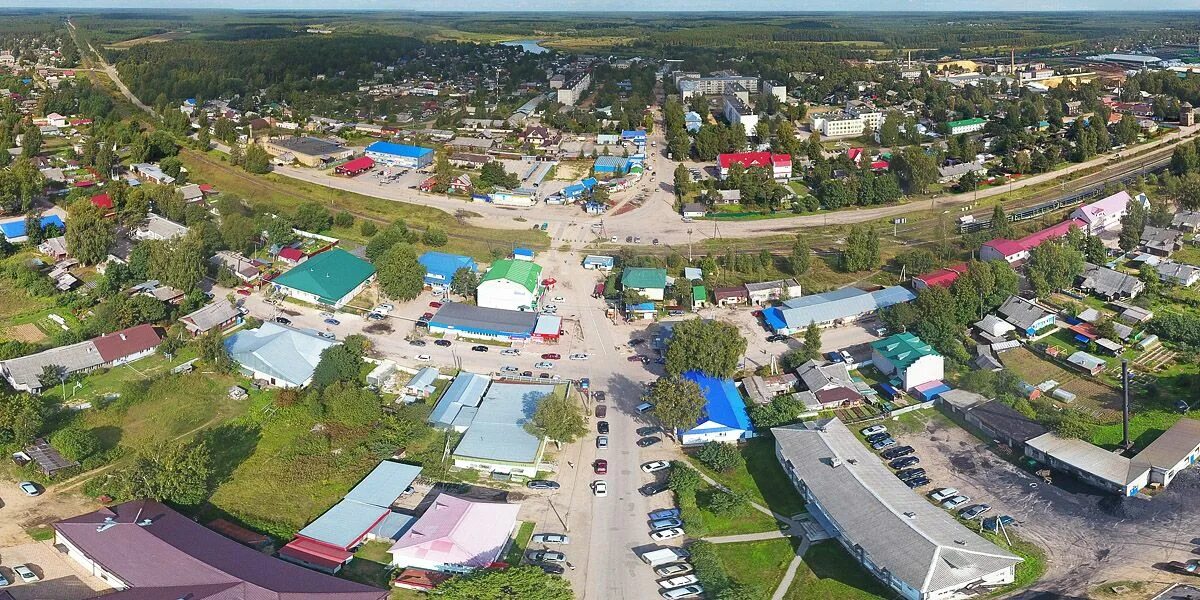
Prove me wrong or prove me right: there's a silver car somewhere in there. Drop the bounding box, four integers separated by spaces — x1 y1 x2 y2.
531 533 570 544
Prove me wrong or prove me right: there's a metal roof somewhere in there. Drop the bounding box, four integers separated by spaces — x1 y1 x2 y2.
452 382 558 465
272 249 376 305
428 372 491 427
224 322 337 387
298 500 390 549
428 303 538 337
480 259 542 293
777 286 914 329
269 136 346 157
773 419 1021 595
366 141 434 158
418 251 475 280
345 461 422 507
1027 432 1148 487
181 300 240 333
681 371 752 433
0 340 103 390
1132 418 1200 470
871 332 939 370
621 267 667 290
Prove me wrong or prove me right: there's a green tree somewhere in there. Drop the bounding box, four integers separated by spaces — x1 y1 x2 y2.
526 390 588 445
647 376 707 440
242 144 272 174
450 267 480 298
663 319 747 378
667 461 702 494
422 227 448 247
265 217 295 246
789 235 811 276
991 204 1013 239
38 364 67 394
1118 199 1147 253
115 440 213 506
310 343 365 392
377 242 424 301
802 322 822 360
50 427 100 461
65 199 114 265
198 329 233 372
706 490 747 516
360 220 377 237
841 226 880 272
434 565 574 600
696 441 744 472
0 393 44 444
20 122 42 158
333 210 354 228
294 202 332 233
674 163 692 198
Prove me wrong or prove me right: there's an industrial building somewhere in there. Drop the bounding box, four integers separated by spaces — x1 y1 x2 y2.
763 286 915 334
261 136 354 167
364 141 435 169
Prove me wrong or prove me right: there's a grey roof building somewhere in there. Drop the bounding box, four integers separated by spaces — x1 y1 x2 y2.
1025 433 1149 496
1079 263 1144 300
1133 418 1200 487
1172 210 1200 233
1156 261 1200 287
428 372 491 431
133 214 189 241
996 296 1054 335
180 299 241 336
451 382 557 476
0 340 104 393
1140 226 1183 257
773 419 1021 599
224 322 337 388
427 303 539 339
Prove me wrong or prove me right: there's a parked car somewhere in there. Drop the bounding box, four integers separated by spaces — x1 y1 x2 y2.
538 562 565 575
273 316 291 325
553 296 565 302
471 345 489 352
500 348 521 356
413 321 428 328
0 571 8 587
534 361 554 369
888 456 920 469
366 312 385 320
12 566 37 583
415 354 432 361
881 446 915 460
659 574 700 589
596 435 609 449
1169 560 1200 576
501 366 520 373
434 339 452 347
668 310 685 316
409 339 427 347
595 405 608 418
940 495 971 510
871 438 897 450
521 371 534 377
592 480 608 497
375 303 394 314
641 460 670 473
628 355 649 363
597 421 610 434
569 353 590 360
959 504 991 520
766 334 789 342
236 288 251 296
532 550 566 563
866 433 891 444
317 331 335 340
428 301 442 309
635 402 655 413
650 517 683 529
895 468 926 481
323 318 340 326
640 482 669 496
649 508 682 520
861 424 887 437
630 338 646 346
419 313 433 322
650 527 684 541
904 476 931 489
637 436 662 447
542 305 558 314
637 426 662 436
531 533 570 545
929 488 959 503
982 515 1016 532
655 562 692 577
541 353 561 360
661 584 704 599
527 480 560 490
594 459 608 474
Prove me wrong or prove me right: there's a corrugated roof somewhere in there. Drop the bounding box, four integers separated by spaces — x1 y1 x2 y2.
777 286 914 329
429 372 491 427
181 300 240 333
224 322 337 387
871 333 939 370
272 249 376 305
773 419 1021 595
418 251 475 279
298 500 390 549
621 267 667 290
388 494 520 569
480 259 542 293
0 340 103 390
428 303 538 337
366 141 434 158
452 382 557 465
1027 432 1147 487
682 371 752 433
345 461 422 507
1132 418 1200 469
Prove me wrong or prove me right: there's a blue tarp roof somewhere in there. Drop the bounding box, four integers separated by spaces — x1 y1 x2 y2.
764 307 788 331
628 302 656 311
920 383 953 401
1 215 65 239
621 130 647 139
419 251 476 281
681 370 752 433
365 141 433 158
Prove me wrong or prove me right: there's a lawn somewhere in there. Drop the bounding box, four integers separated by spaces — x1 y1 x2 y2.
976 531 1046 597
783 542 892 600
688 438 807 518
678 484 783 537
503 521 535 565
181 149 548 261
341 540 395 589
711 537 796 594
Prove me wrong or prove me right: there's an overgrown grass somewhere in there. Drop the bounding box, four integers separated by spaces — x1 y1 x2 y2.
687 438 806 517
503 521 535 565
710 537 796 595
783 542 892 600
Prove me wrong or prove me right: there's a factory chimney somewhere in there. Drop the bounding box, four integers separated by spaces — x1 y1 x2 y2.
1122 359 1131 450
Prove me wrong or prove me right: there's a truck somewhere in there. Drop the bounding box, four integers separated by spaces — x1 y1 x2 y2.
639 547 689 566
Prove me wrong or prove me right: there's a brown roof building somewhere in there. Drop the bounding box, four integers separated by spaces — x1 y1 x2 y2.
91 324 162 364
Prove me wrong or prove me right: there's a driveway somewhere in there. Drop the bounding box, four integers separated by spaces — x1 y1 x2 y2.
0 481 96 548
891 412 1200 597
0 542 111 600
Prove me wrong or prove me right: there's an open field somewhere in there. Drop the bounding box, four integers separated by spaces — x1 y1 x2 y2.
688 437 807 518
103 30 189 49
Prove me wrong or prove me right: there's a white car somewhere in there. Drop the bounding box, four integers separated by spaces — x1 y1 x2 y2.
416 354 432 361
376 303 394 313
861 425 887 437
929 488 959 503
553 296 565 302
661 584 703 599
650 527 684 540
534 361 554 369
501 366 520 372
500 349 521 356
568 353 590 361
592 480 608 496
542 305 558 314
12 565 37 583
18 481 40 496
531 533 570 544
641 460 670 473
940 495 971 510
655 563 692 577
659 574 700 589
596 435 608 449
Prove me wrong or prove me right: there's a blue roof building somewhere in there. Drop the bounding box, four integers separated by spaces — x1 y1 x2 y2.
364 141 435 169
418 251 476 288
678 371 754 446
621 130 647 143
1 215 65 243
513 248 535 260
582 255 615 271
764 286 916 335
594 155 631 174
684 111 703 133
451 382 559 477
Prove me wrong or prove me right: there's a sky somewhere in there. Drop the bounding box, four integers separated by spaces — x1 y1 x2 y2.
3 0 1198 10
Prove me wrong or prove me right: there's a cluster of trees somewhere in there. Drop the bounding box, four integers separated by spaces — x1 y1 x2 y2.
663 319 747 379
478 161 520 190
840 226 880 273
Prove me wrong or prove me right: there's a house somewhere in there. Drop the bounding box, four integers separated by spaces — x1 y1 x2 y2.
224 322 338 388
90 192 113 211
133 214 188 241
130 163 175 185
262 136 354 167
717 152 791 182
1156 260 1200 286
744 279 802 305
450 382 557 477
55 501 388 600
180 299 241 336
428 372 491 431
477 259 543 311
947 117 988 135
418 251 476 290
936 160 986 183
912 263 967 290
870 333 945 391
1140 226 1183 257
428 303 539 341
741 373 799 404
773 419 1022 600
335 156 375 176
714 286 749 306
271 249 376 309
582 255 614 271
681 203 707 219
211 250 261 282
1025 433 1148 496
404 367 440 399
715 189 741 205
974 314 1017 338
1069 191 1149 234
1133 418 1200 487
997 296 1055 336
38 236 68 260
1079 262 1144 300
518 125 559 148
388 494 520 573
691 285 708 310
678 371 754 445
980 219 1085 264
1066 351 1107 376
795 359 862 409
364 142 434 169
278 247 306 265
1171 210 1200 233
621 267 667 302
279 461 422 574
179 183 204 203
763 286 915 334
1 214 65 243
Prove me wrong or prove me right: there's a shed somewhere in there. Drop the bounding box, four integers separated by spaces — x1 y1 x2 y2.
19 439 78 477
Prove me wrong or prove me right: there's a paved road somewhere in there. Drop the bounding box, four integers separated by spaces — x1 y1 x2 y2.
66 19 157 118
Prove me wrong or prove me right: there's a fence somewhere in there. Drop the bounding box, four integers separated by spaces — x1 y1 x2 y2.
887 399 936 417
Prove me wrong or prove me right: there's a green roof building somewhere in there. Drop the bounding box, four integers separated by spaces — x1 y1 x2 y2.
621 267 668 301
271 248 376 309
947 117 987 135
692 284 708 309
869 332 945 391
478 259 544 311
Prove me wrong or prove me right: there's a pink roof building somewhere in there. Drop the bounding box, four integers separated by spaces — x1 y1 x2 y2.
387 494 520 572
980 219 1085 264
913 263 968 290
1069 191 1149 233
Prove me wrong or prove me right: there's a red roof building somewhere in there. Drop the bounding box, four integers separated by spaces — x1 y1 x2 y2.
279 537 355 573
90 193 113 210
980 218 1085 264
199 183 217 195
913 263 968 290
392 568 451 592
91 324 162 365
717 152 792 182
278 247 306 264
335 156 375 176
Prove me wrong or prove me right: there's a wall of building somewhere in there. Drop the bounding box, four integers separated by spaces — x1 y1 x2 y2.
477 280 537 311
56 531 131 590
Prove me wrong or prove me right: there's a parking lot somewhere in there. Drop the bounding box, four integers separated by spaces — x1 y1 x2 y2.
0 542 111 600
883 410 1200 597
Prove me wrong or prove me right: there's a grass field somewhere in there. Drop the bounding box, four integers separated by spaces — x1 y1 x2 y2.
711 537 796 595
181 149 548 261
103 30 189 49
999 347 1121 420
783 542 891 600
688 438 807 518
678 483 783 537
503 521 535 565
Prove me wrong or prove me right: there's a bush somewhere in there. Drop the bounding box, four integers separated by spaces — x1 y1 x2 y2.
422 227 448 247
705 489 747 515
333 210 354 228
50 427 100 461
696 442 744 473
359 220 377 237
667 461 702 493
689 541 731 591
275 389 300 407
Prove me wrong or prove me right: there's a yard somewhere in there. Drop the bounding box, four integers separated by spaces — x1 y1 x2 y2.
341 540 395 589
782 542 891 600
710 537 796 594
678 483 783 537
999 346 1122 421
687 437 806 518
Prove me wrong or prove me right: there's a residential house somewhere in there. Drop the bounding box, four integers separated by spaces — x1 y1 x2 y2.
418 251 477 290
1140 226 1183 257
38 236 68 261
997 296 1055 337
518 126 559 148
745 279 802 305
271 249 377 309
130 163 175 185
795 359 863 410
621 267 667 302
678 371 754 445
477 259 543 312
388 494 520 573
870 333 945 391
180 299 241 336
404 367 440 400
1079 263 1144 300
713 286 749 306
133 214 188 242
1066 351 1107 376
717 152 791 182
936 160 986 184
277 247 306 265
179 183 204 203
742 373 799 404
224 322 338 388
681 203 707 219
211 250 261 282
1156 261 1200 287
428 372 491 431
974 314 1016 338
1069 191 1150 234
1171 210 1200 233
691 285 708 310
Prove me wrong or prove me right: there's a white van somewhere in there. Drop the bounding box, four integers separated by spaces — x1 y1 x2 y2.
636 402 655 413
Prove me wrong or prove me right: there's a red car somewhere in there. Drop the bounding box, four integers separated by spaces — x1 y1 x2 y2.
593 459 608 474
628 355 648 363
429 301 442 309
541 353 561 360
421 312 434 320
235 288 251 296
